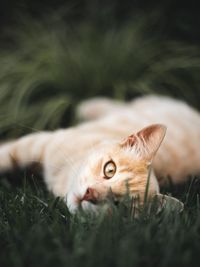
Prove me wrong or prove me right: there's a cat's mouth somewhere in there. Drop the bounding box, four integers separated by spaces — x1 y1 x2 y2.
83 199 98 205
81 198 120 206
81 187 121 207
80 194 184 216
81 196 121 208
81 187 99 204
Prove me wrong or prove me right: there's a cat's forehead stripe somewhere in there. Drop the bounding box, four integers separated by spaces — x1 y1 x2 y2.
119 162 147 174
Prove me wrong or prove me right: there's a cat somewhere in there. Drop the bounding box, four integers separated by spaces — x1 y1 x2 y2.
0 95 199 213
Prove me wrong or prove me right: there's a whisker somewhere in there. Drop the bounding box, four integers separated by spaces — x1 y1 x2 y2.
14 122 43 133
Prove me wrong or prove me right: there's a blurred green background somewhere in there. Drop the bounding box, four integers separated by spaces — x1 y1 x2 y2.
0 0 199 138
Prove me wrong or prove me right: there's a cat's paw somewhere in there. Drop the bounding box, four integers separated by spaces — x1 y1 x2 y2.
151 193 184 214
76 97 124 121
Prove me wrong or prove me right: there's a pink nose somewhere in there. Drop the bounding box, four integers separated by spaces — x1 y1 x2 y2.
82 187 98 203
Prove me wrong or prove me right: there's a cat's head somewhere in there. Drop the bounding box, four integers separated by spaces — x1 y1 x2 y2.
67 124 167 213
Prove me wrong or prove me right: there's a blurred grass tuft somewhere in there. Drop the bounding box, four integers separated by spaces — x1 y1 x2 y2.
0 13 199 137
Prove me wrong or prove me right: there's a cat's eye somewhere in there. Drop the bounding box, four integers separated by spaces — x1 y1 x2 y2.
103 161 116 179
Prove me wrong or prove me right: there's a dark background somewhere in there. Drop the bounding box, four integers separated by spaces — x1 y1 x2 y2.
0 0 199 136
0 0 199 43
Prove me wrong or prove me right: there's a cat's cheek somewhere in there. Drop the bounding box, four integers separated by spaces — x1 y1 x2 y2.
67 202 79 214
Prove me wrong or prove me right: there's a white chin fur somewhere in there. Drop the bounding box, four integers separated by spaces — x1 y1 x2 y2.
67 202 79 214
66 193 79 214
81 201 100 214
66 193 100 214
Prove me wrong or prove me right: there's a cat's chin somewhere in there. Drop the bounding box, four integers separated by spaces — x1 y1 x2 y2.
66 197 100 214
81 200 100 214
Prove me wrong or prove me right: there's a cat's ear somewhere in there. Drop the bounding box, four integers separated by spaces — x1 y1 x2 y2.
121 124 167 161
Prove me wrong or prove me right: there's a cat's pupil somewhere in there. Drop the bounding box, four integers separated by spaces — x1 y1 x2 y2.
108 166 114 172
104 161 116 179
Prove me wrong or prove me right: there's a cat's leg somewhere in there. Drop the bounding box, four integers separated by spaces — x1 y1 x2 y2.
76 97 125 121
0 132 52 172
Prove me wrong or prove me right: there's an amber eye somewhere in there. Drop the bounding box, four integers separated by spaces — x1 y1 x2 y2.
103 161 116 179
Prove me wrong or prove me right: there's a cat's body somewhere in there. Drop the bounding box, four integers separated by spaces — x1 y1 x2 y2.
0 95 199 213
77 95 200 183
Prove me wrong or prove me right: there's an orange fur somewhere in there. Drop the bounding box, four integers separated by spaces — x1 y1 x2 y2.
0 95 199 213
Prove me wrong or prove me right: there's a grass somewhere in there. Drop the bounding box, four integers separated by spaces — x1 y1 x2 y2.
0 13 200 137
0 7 200 267
0 175 200 267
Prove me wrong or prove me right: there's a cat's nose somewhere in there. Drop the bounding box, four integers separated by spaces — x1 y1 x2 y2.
82 187 98 204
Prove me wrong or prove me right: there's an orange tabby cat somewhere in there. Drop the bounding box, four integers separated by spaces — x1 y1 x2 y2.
0 95 199 213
